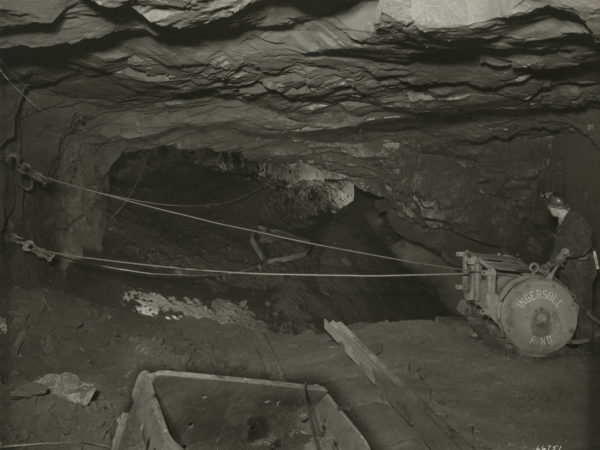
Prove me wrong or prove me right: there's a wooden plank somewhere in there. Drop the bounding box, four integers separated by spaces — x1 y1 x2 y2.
249 233 266 262
110 412 129 450
324 321 413 422
324 319 474 450
264 249 309 266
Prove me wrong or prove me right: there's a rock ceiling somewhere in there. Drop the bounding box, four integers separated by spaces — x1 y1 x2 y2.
1 0 600 261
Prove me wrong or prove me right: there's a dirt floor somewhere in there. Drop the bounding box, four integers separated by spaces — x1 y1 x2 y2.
1 156 599 449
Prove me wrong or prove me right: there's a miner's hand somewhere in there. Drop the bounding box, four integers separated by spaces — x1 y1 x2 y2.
555 248 570 266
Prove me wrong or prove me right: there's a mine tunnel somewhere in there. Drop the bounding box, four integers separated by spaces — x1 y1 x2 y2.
1 1 600 449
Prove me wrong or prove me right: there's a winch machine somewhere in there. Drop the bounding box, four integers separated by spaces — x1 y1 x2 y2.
456 251 579 357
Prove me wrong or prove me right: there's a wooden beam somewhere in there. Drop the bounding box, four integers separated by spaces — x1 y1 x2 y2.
249 233 266 262
324 319 473 450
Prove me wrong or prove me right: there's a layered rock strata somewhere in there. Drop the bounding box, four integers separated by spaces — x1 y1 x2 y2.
1 0 600 262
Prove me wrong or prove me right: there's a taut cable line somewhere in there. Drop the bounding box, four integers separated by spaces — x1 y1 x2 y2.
52 250 466 278
0 65 45 113
25 167 463 272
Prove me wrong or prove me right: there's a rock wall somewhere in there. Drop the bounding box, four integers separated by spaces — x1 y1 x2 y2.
1 0 600 263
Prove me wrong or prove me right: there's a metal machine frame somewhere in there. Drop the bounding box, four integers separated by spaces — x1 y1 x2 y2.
458 251 530 320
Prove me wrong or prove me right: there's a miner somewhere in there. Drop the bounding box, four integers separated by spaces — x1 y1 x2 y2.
540 192 597 349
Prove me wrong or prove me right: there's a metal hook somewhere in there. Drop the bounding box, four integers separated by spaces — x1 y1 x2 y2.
22 240 35 252
22 178 34 192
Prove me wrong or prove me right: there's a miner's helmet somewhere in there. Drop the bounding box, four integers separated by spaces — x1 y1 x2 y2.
541 191 570 210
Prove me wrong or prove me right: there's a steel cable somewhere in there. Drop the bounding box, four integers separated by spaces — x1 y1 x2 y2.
32 171 462 272
51 250 466 278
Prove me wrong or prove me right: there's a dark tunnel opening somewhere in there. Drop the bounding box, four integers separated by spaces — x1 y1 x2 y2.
60 147 451 335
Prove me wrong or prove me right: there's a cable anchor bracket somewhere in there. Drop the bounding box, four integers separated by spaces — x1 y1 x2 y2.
4 153 51 192
4 232 55 263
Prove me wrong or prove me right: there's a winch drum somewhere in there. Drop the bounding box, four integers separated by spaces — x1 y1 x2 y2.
495 275 578 356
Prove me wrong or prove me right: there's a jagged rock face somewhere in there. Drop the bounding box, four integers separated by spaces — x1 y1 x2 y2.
1 0 600 262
